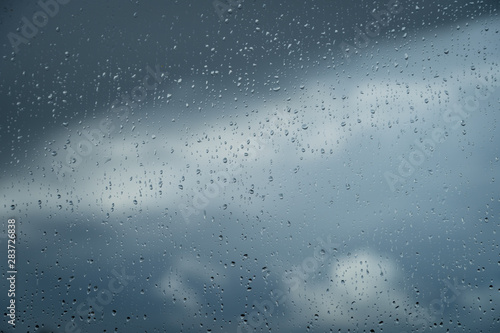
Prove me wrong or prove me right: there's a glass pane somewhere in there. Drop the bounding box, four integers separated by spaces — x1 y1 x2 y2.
1 0 499 331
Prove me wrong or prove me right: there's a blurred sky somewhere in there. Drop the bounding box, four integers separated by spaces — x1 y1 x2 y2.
1 1 499 332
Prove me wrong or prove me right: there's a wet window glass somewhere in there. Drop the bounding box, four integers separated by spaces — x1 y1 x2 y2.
1 0 499 331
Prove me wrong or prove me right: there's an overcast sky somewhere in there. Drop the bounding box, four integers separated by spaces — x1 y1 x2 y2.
1 1 499 332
